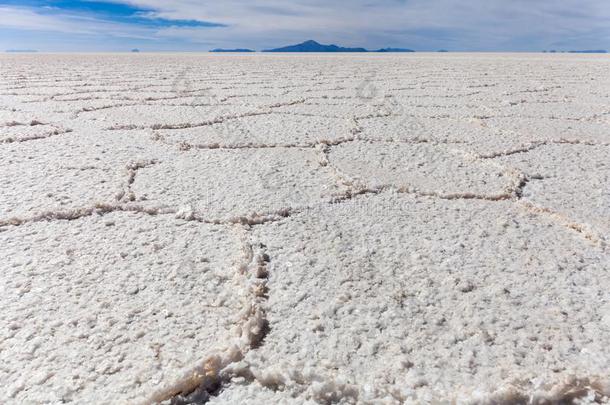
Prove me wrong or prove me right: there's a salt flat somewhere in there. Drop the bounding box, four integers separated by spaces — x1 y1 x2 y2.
0 53 608 404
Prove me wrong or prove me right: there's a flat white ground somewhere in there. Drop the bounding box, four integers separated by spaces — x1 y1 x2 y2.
0 53 608 404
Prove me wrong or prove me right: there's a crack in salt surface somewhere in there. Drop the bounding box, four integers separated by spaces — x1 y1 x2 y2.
115 159 159 202
73 102 142 117
154 132 359 152
150 118 474 156
1 120 45 127
0 164 600 252
0 180 528 231
466 142 609 247
147 228 270 405
106 111 272 131
475 139 610 159
102 99 309 131
0 203 295 229
517 200 607 249
0 203 172 228
206 368 610 405
318 141 528 203
0 127 73 144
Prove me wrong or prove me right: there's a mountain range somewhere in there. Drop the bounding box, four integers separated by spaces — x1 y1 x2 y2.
210 48 255 53
262 40 414 53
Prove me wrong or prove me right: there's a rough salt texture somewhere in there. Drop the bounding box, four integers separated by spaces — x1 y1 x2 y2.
0 132 168 220
327 141 518 198
131 148 349 221
358 115 610 158
80 104 261 130
0 53 609 404
0 212 244 404
498 144 610 243
153 113 356 148
242 194 610 404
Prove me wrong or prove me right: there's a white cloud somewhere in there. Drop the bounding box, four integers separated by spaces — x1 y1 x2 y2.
0 6 158 40
115 0 610 50
0 6 89 34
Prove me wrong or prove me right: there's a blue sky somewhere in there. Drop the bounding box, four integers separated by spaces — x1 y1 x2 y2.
1 0 609 51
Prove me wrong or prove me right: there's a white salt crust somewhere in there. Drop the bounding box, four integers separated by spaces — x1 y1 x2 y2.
0 53 608 404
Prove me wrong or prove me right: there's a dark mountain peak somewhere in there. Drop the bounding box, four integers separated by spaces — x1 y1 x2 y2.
262 40 416 53
264 40 368 53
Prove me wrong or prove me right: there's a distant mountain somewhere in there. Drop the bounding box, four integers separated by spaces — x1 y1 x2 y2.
131 49 140 53
264 40 367 53
568 50 607 54
375 48 414 53
544 49 607 54
6 49 38 53
210 48 255 53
